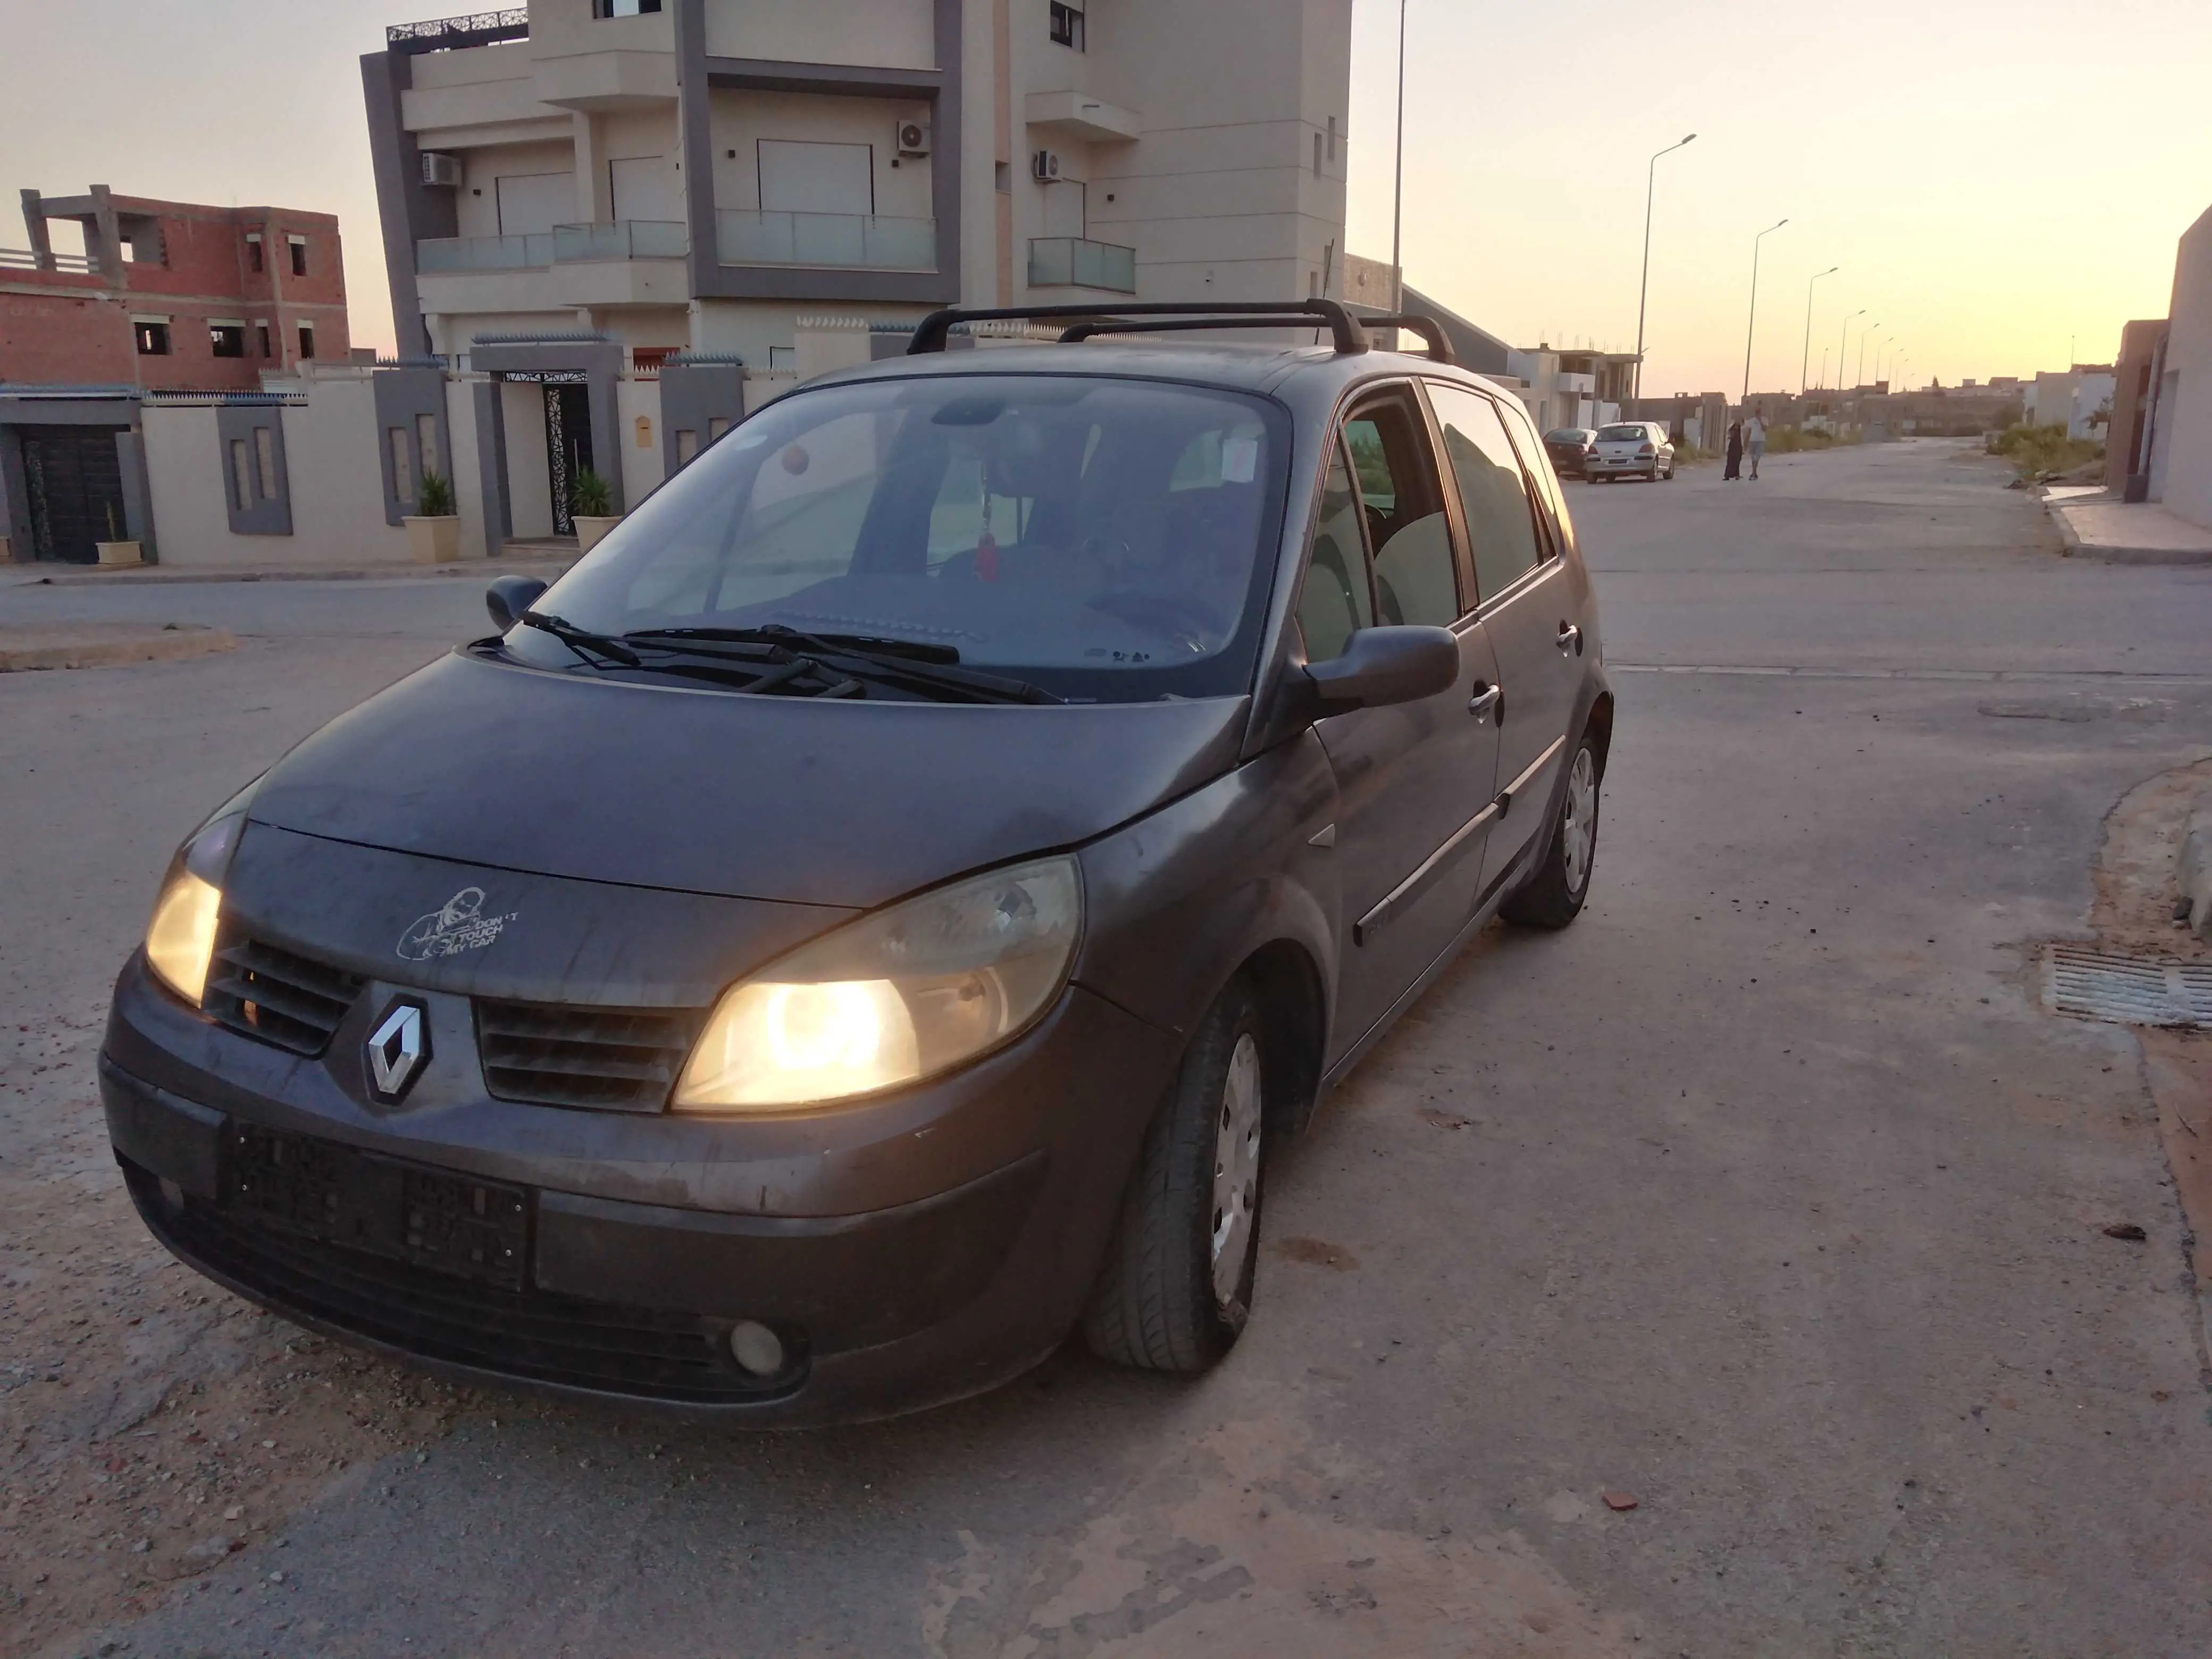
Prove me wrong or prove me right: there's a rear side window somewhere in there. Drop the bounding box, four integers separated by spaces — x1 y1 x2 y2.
1296 441 1372 664
1342 393 1459 628
1428 384 1545 602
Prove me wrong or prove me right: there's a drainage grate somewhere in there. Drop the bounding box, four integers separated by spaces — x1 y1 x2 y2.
2046 948 2212 1028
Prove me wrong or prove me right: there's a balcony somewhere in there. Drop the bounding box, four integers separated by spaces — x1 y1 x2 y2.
417 233 550 273
716 210 936 272
1027 237 1136 294
552 220 687 261
1555 371 1596 395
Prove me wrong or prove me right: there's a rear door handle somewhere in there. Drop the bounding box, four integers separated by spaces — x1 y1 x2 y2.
1468 683 1501 722
1556 623 1581 655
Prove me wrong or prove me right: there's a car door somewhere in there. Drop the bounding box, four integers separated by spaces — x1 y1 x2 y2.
1296 384 1503 1053
1425 382 1581 900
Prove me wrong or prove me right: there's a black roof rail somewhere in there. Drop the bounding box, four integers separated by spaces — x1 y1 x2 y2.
1356 313 1455 365
1058 317 1351 347
907 300 1370 357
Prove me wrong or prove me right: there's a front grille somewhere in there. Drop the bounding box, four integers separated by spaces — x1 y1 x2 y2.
474 999 702 1113
127 1161 803 1405
204 933 366 1056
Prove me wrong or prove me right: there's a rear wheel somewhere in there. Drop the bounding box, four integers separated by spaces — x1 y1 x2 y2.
1501 736 1600 929
1084 978 1267 1371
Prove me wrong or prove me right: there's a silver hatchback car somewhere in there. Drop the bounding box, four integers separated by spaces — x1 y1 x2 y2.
1587 421 1675 482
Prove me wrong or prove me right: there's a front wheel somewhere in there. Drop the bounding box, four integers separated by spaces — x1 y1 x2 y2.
1501 735 1600 929
1084 978 1267 1371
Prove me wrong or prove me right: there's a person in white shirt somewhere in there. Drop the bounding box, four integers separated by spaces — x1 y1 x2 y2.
1745 413 1768 479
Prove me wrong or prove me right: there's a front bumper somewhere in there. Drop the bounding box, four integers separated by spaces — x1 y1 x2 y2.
101 954 1182 1424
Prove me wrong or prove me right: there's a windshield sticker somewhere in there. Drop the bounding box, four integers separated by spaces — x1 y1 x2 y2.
396 887 516 962
1221 435 1258 483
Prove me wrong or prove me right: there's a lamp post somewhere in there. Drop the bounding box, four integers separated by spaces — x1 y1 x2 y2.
1856 320 1880 390
1741 218 1788 404
1632 131 1696 405
1800 265 1838 394
1838 308 1865 390
1389 0 1407 312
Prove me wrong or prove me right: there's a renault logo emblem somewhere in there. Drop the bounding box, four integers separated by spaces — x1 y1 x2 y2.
366 998 431 1103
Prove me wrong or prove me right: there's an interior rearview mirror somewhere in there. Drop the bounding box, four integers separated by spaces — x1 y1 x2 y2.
1303 625 1460 713
485 574 550 632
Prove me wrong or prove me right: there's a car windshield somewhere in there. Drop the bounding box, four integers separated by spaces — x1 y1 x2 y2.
509 374 1290 703
1545 429 1593 443
1596 425 1647 442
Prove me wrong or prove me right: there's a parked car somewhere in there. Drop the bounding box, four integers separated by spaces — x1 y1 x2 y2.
103 302 1612 1425
1587 421 1675 482
1543 426 1597 479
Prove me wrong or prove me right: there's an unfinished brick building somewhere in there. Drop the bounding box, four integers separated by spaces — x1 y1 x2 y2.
1 185 351 391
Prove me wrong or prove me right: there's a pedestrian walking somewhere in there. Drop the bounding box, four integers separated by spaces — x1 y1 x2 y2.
1723 420 1744 481
1745 412 1768 480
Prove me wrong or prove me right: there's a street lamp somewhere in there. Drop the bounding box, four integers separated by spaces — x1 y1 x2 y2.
1856 321 1880 390
1838 308 1865 390
1389 0 1407 312
1741 217 1789 404
1632 131 1696 405
1800 265 1838 395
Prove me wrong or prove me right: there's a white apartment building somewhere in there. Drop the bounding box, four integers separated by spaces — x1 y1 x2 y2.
363 0 1353 370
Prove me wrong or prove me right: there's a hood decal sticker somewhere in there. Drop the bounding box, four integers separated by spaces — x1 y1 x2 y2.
397 887 517 962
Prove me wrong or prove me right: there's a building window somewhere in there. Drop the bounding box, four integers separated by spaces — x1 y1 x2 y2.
1049 2 1084 50
210 322 247 358
135 321 171 356
298 322 316 359
593 0 660 13
288 238 307 276
256 322 271 357
246 234 263 273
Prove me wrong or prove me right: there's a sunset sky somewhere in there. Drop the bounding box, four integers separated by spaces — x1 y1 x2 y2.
2 0 2205 395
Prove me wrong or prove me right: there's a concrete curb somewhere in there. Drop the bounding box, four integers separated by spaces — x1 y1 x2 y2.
23 559 577 588
0 624 236 673
2044 497 2212 566
2180 792 2212 943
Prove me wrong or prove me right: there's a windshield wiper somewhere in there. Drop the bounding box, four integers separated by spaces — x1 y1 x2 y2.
624 625 1061 705
520 611 640 668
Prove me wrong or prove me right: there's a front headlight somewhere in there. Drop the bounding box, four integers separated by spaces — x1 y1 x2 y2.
673 856 1082 1112
143 789 255 1006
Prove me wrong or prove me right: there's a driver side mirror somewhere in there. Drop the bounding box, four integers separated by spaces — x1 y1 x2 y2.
485 574 549 632
1303 625 1460 713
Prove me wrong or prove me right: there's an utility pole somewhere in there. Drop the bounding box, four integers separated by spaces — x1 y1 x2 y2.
1857 321 1880 390
1389 0 1407 312
1633 132 1696 405
1839 308 1864 390
1801 265 1838 395
1741 218 1788 404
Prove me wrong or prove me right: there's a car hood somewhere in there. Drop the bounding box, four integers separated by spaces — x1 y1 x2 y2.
246 651 1253 908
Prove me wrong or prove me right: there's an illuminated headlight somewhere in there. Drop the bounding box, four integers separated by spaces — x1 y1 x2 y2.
674 856 1081 1112
143 794 254 1007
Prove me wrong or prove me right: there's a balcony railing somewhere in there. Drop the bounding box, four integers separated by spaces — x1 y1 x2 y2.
1027 237 1136 294
552 220 688 261
0 247 99 273
386 8 530 54
716 210 935 272
417 233 552 273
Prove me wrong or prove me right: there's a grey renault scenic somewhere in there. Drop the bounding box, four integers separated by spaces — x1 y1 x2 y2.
101 302 1612 1424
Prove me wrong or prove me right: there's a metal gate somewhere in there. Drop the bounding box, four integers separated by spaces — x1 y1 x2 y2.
19 425 127 563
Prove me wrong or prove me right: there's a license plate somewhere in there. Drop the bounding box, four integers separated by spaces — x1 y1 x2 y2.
224 1121 529 1290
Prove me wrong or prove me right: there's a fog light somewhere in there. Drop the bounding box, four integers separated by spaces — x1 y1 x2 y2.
727 1320 785 1377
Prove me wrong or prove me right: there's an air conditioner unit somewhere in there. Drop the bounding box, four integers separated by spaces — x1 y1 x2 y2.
896 120 931 157
1032 149 1062 182
420 152 464 189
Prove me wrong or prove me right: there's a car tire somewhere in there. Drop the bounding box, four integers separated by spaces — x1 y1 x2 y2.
1083 977 1267 1372
1646 465 1660 482
1501 734 1601 930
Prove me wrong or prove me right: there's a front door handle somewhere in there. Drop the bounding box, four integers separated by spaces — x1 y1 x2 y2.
1468 682 1501 723
1556 623 1582 655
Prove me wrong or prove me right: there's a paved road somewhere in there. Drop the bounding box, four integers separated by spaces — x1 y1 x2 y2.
6 440 2210 1657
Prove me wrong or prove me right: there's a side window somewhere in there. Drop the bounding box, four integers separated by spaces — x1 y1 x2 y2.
1428 384 1546 603
1342 393 1459 627
1494 393 1574 555
1295 440 1372 664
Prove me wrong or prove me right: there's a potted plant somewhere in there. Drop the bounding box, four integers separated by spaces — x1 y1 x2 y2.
569 468 621 552
95 500 143 567
405 470 462 564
